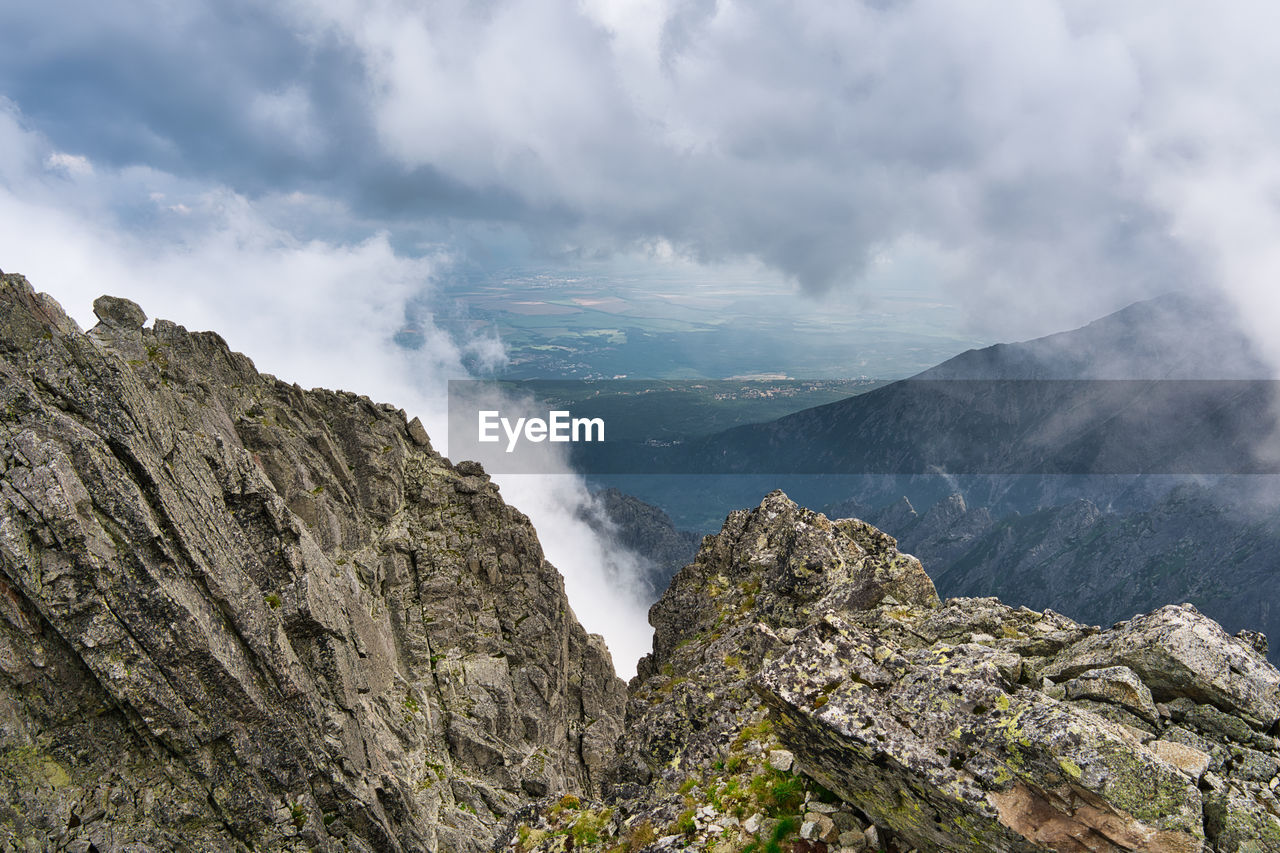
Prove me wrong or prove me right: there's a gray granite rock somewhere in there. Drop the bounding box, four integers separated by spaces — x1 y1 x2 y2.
0 275 625 852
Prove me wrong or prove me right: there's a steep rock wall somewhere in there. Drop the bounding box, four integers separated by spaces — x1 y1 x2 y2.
0 274 625 852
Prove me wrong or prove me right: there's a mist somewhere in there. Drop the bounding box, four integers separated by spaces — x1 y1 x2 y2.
0 104 656 676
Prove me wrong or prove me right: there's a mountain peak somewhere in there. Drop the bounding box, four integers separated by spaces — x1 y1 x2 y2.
921 292 1272 379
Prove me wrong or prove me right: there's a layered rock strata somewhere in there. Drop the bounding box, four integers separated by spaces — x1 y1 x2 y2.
0 274 626 852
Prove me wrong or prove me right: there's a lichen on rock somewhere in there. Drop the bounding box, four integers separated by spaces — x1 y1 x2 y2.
0 274 626 852
511 491 1280 852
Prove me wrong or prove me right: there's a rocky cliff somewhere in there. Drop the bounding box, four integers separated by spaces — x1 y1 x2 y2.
0 273 625 851
506 493 1280 853
3 273 1280 853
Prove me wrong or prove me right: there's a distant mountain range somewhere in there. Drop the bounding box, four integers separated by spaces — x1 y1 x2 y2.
662 293 1278 478
599 293 1280 659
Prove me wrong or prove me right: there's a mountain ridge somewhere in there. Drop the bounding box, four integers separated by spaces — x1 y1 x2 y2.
0 273 625 851
918 292 1272 381
3 273 1280 851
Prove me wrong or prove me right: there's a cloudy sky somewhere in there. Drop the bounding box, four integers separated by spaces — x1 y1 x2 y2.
5 1 1280 345
5 0 1280 670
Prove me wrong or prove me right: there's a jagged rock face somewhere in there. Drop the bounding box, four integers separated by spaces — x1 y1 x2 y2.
757 599 1280 848
613 491 939 791
509 492 1280 853
0 275 626 851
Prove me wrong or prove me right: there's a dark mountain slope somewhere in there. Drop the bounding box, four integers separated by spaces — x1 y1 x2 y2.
881 485 1280 660
582 487 701 596
666 293 1277 478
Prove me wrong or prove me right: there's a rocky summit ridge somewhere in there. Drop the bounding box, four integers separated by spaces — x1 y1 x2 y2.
509 492 1280 853
2 272 1280 852
0 273 624 851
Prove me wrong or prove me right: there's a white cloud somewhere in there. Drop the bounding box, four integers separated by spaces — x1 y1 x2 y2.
44 151 93 176
0 103 655 675
275 0 1280 345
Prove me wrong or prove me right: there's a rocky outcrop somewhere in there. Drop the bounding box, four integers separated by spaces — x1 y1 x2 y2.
505 492 1280 853
614 491 938 790
0 274 626 851
759 599 1279 852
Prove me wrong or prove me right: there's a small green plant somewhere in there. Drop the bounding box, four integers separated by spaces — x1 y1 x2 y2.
546 793 581 822
656 675 689 697
772 815 799 841
710 777 749 817
732 718 775 749
289 801 306 829
264 592 282 609
743 815 799 853
624 820 657 851
568 808 611 844
748 769 804 816
670 807 696 836
515 825 548 851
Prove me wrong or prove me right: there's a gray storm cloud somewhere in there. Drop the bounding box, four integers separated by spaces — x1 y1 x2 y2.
269 0 1273 346
5 0 1280 346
